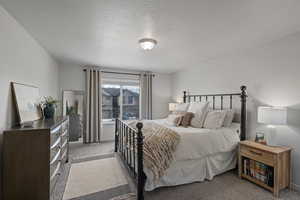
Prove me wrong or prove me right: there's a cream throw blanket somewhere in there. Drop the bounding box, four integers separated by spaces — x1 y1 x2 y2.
127 121 180 182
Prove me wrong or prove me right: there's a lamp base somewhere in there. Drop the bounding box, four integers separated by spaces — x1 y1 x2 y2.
265 126 278 146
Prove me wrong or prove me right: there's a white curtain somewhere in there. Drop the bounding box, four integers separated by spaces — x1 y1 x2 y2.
140 72 153 120
84 68 102 143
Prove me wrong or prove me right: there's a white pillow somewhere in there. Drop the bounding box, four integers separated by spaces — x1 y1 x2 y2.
174 103 189 112
203 110 227 129
188 102 209 128
223 109 235 127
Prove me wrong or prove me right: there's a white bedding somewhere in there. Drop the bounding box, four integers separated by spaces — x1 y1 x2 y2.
142 119 240 191
148 119 240 161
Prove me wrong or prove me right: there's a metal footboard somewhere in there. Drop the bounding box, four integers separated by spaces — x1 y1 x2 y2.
115 119 145 200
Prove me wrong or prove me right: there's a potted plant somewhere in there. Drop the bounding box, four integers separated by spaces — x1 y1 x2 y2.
40 96 59 119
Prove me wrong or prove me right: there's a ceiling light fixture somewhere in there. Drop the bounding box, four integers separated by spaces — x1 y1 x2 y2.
139 38 157 50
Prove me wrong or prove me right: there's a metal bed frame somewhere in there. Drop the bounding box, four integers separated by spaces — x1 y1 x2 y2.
115 85 247 200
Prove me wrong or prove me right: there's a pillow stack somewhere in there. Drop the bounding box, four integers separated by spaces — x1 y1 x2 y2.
167 102 235 129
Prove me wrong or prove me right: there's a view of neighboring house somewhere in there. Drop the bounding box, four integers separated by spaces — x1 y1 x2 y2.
102 87 139 120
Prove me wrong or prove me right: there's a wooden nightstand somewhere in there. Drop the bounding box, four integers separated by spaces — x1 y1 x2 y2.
238 140 292 197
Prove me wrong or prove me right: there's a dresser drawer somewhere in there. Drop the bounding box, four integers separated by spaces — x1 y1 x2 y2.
50 125 61 144
61 147 68 163
62 120 69 132
61 129 68 141
240 145 275 166
51 136 61 148
61 138 68 150
50 159 61 178
50 148 61 165
50 138 61 160
50 161 61 193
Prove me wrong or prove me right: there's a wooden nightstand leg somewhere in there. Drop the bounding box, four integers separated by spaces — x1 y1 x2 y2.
273 173 278 197
273 189 279 198
273 156 280 198
289 152 292 191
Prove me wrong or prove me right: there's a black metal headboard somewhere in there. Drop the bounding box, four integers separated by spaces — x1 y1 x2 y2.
183 86 247 140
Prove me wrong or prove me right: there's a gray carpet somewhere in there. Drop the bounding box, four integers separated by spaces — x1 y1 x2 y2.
145 171 300 200
59 141 300 200
69 140 114 162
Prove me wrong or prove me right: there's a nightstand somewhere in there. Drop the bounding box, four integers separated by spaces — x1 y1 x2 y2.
238 140 292 197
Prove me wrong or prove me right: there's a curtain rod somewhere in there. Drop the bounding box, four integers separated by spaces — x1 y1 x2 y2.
83 69 155 77
83 69 141 76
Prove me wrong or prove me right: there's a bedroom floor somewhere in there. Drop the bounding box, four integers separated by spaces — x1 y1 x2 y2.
69 140 114 161
145 171 300 200
63 141 300 200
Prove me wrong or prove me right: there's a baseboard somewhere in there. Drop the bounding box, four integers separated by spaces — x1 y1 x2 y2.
292 183 300 192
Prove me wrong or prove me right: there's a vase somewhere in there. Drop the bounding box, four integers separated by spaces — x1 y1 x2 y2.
44 104 55 119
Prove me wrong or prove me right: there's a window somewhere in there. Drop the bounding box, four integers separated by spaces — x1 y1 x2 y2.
102 84 120 121
102 78 140 122
128 96 134 105
122 86 139 119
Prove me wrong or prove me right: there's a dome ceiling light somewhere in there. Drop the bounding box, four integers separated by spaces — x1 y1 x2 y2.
139 38 157 50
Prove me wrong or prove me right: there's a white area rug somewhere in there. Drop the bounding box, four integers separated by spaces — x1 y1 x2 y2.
110 193 136 200
63 157 128 200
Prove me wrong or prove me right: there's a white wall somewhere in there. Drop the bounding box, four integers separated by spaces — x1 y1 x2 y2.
0 5 59 195
152 73 172 119
58 63 85 92
171 32 300 188
58 63 172 141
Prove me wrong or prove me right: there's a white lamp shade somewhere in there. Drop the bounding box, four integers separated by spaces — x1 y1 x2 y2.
169 103 177 112
257 106 287 125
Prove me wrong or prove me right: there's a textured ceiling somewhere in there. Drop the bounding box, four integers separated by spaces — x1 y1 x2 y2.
1 0 300 73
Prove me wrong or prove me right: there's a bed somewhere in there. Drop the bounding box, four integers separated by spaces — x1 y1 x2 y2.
114 86 247 200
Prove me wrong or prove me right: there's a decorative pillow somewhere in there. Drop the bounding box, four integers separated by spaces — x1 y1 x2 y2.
166 114 183 126
188 102 209 128
203 110 227 129
223 109 235 127
174 115 184 127
181 112 194 127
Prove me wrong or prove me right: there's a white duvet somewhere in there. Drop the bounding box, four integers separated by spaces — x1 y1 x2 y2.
149 119 240 161
142 119 241 190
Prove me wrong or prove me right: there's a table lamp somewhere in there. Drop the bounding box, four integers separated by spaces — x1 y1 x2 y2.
257 106 287 146
169 103 177 112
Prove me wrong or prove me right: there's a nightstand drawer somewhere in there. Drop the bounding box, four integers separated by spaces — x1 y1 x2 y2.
240 145 275 166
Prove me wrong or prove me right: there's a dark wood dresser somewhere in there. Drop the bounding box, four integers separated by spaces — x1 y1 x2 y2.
3 116 69 200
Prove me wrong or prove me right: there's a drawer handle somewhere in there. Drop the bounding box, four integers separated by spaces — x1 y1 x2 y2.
249 150 262 156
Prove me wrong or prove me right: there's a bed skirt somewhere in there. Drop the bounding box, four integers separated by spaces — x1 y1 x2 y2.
144 150 237 191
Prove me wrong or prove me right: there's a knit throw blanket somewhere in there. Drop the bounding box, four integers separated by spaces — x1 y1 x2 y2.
127 121 180 182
